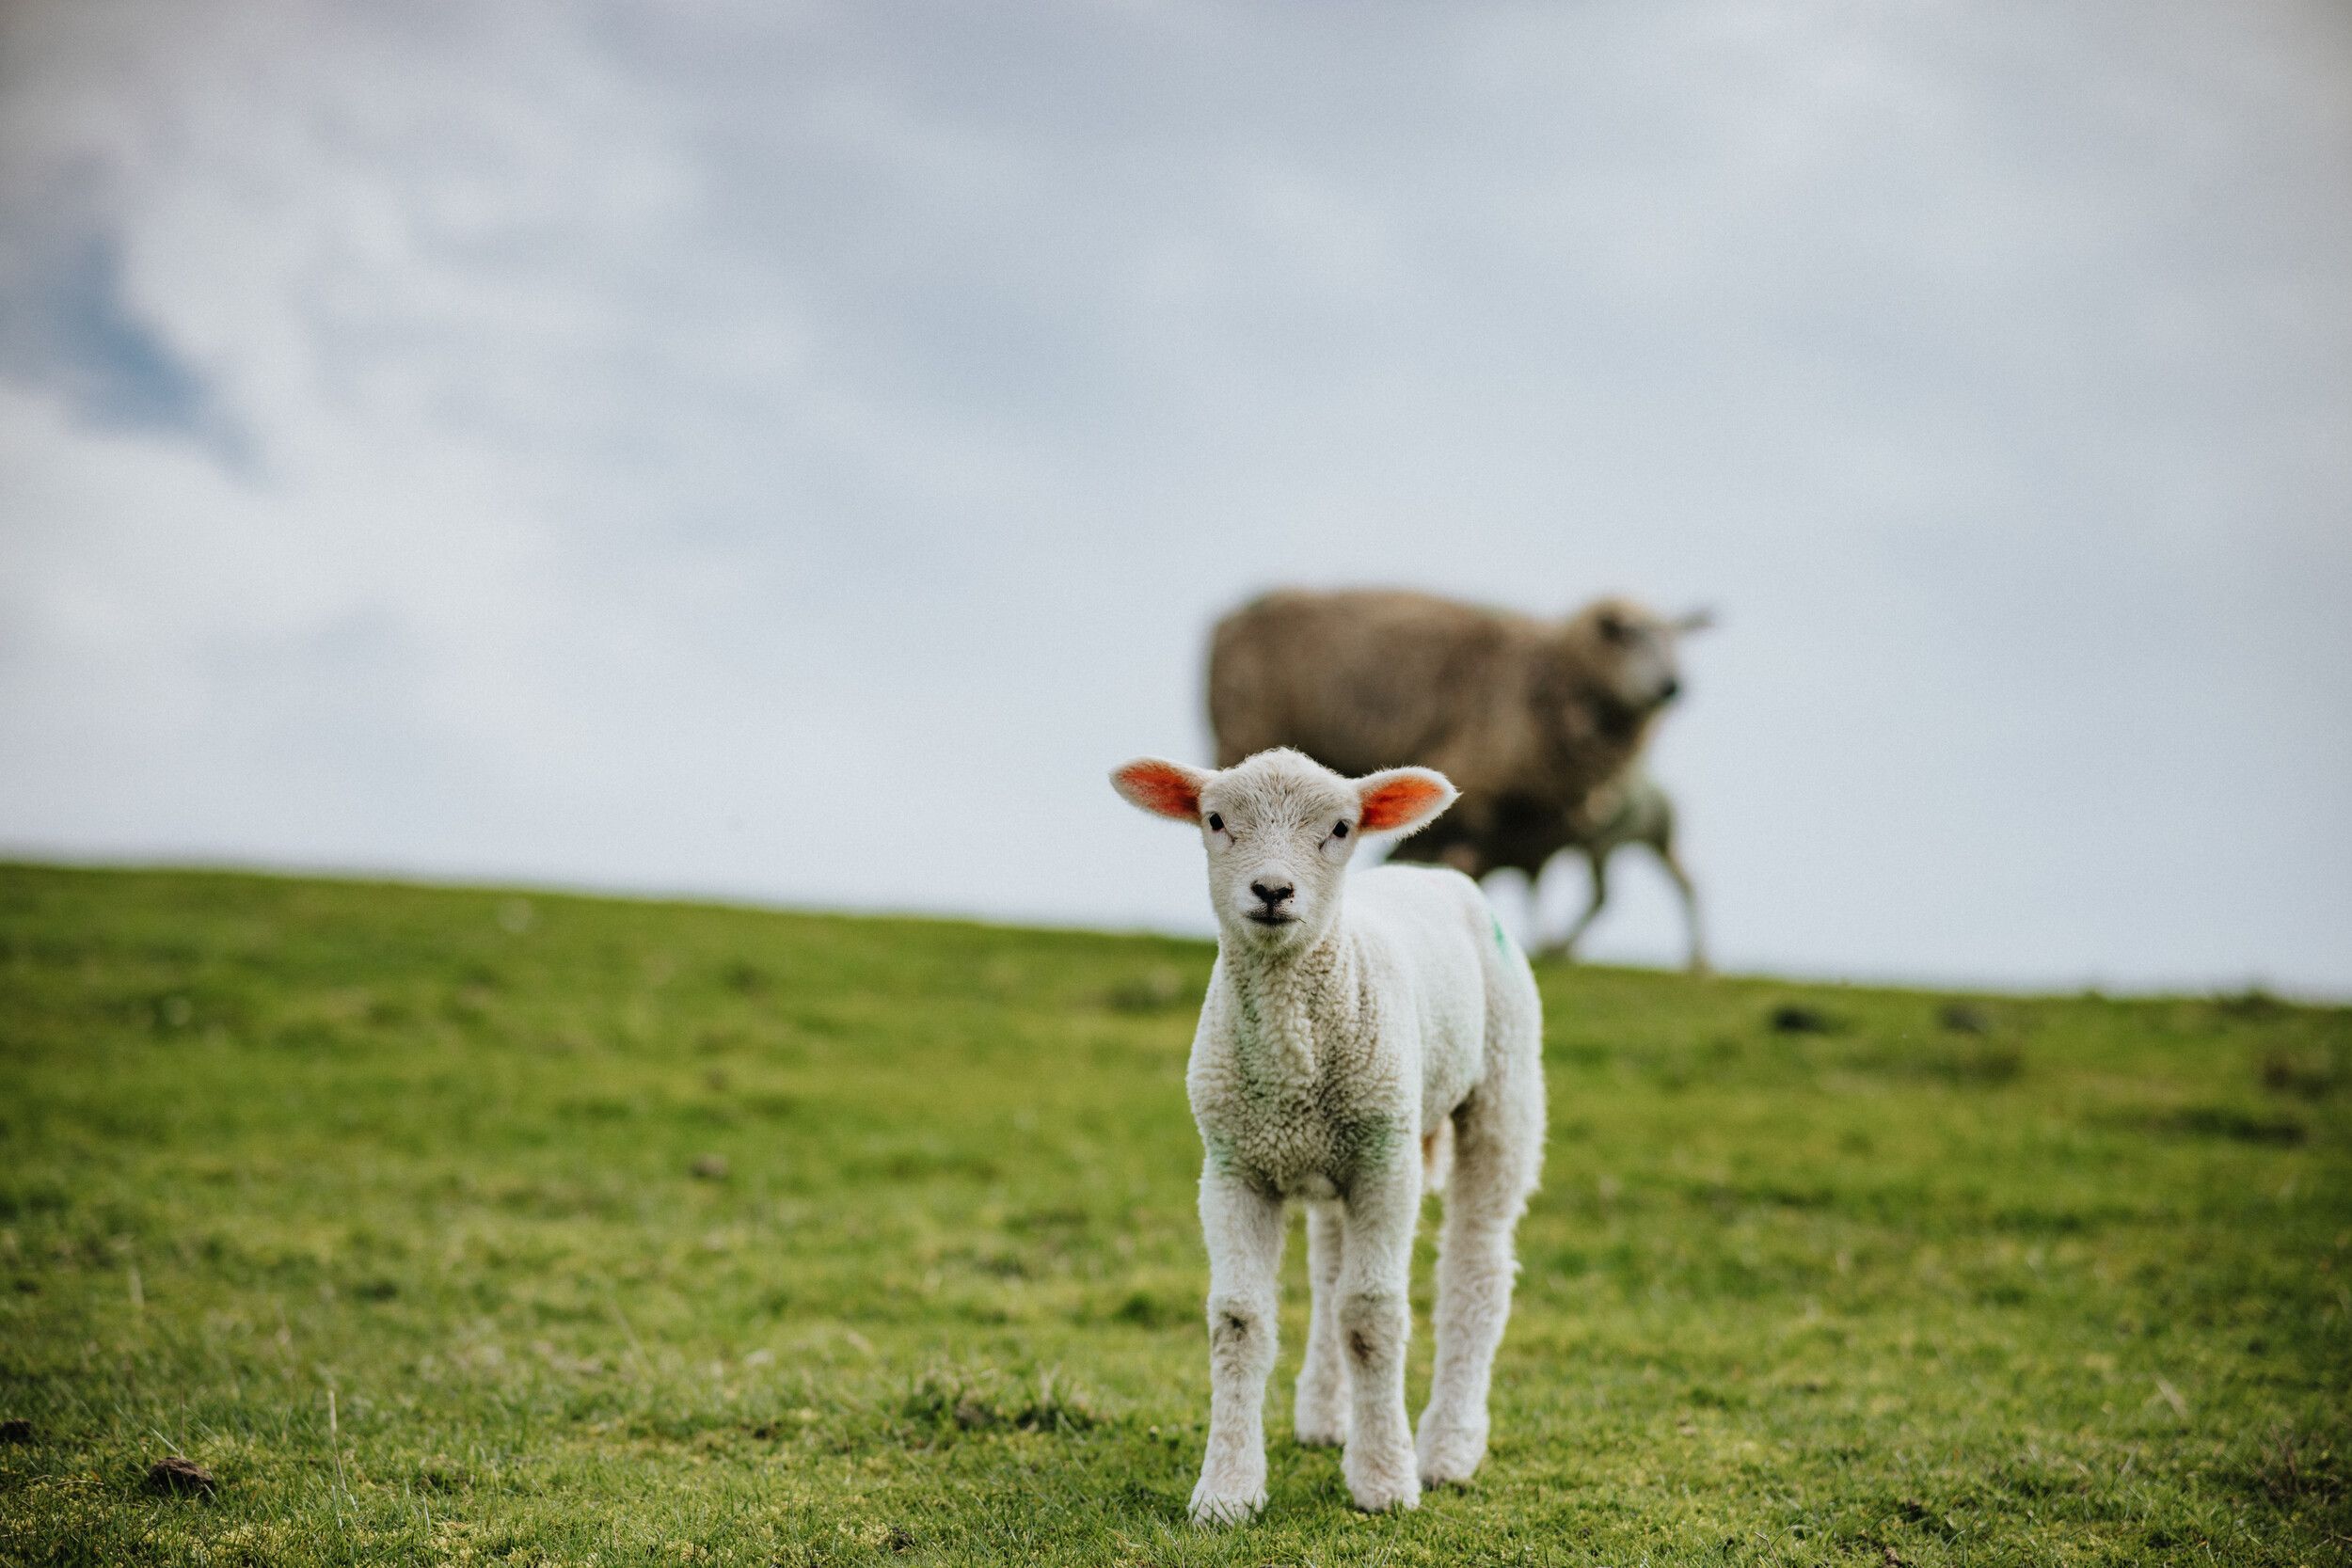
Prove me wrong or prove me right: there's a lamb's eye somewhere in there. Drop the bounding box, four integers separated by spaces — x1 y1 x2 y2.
1332 820 1351 839
1205 813 1224 832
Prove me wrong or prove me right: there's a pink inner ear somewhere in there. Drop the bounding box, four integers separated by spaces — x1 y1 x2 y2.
1116 762 1201 820
1359 774 1449 831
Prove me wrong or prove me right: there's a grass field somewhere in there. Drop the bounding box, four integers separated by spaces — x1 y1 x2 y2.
0 863 2346 1566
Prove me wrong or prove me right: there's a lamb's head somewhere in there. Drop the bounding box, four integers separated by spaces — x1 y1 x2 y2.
1565 597 1715 720
1111 748 1456 948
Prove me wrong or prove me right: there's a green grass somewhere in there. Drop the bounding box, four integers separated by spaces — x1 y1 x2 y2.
1 863 2347 1566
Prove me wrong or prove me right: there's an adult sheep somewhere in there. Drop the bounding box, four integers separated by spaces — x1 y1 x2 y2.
1207 588 1710 955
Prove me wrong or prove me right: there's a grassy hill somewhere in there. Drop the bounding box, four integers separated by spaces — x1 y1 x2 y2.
0 863 2345 1565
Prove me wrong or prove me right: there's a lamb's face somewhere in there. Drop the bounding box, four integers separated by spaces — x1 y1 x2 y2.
1194 751 1364 947
1110 748 1457 952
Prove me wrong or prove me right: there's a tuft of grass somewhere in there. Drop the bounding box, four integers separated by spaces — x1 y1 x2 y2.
898 1365 1103 1437
1101 965 1195 1014
1767 1001 1839 1034
2260 1044 2343 1101
2236 1421 2349 1509
2144 1104 2310 1146
0 863 2347 1565
1935 1002 1995 1036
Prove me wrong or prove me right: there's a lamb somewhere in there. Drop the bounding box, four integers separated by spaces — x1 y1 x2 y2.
1551 767 1708 972
1110 746 1545 1523
1207 588 1710 953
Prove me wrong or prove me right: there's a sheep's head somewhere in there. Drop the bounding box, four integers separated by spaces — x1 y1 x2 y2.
1567 597 1714 720
1111 748 1455 948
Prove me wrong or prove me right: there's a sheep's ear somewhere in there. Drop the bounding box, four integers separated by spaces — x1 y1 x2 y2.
1673 607 1717 634
1111 758 1211 822
1356 767 1457 836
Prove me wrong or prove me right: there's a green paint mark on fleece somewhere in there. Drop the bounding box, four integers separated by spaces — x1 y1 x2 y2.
1492 912 1511 953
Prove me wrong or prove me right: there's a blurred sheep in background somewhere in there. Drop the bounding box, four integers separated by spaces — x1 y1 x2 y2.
1207 588 1711 969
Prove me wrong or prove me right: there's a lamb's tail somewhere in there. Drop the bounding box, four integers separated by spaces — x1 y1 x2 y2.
1422 1118 1454 1196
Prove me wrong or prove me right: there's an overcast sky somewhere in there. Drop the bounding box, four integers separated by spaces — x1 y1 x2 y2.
3 0 2348 994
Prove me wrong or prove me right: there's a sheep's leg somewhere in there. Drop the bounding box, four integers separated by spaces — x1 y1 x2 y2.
1294 1202 1348 1447
1190 1168 1286 1527
1336 1160 1423 1513
1418 1071 1544 1485
1657 844 1709 974
1545 848 1611 960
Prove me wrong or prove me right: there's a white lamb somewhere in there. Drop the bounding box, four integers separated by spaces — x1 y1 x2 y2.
1110 747 1545 1524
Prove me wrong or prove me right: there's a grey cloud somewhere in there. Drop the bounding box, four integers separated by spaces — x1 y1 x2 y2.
0 0 2346 992
0 222 246 459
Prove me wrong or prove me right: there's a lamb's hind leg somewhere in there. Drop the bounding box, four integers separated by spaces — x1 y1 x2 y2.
1294 1202 1347 1447
1544 849 1611 960
1658 844 1709 975
1417 1057 1544 1485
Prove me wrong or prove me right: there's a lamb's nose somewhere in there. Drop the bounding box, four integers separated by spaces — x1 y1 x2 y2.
1659 677 1681 702
1249 879 1295 908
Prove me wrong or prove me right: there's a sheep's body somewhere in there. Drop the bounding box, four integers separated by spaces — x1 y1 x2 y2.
1111 747 1545 1524
1207 588 1711 958
1189 864 1515 1205
1207 588 1701 881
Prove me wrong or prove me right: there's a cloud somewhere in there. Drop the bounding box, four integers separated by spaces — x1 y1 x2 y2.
0 230 239 451
0 0 2347 991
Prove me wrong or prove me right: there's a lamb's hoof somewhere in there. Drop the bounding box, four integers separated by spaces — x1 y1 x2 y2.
1347 1476 1421 1513
1294 1393 1346 1449
1343 1447 1422 1513
1187 1481 1266 1528
1415 1420 1488 1487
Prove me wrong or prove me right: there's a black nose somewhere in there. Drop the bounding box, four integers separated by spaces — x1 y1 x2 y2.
1249 880 1295 908
1660 678 1681 702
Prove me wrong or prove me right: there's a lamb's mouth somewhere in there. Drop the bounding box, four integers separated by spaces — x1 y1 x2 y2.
1246 910 1296 927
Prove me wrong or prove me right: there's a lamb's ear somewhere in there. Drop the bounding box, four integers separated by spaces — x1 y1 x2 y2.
1111 758 1212 822
1673 607 1717 635
1356 767 1457 836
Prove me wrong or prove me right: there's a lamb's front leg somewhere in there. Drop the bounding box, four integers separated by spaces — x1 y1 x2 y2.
1190 1166 1286 1527
1337 1160 1423 1513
